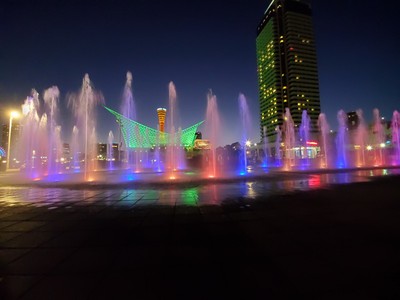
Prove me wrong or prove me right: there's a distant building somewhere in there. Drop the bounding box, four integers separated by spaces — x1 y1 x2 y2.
256 0 321 142
62 143 70 158
193 139 210 150
347 111 359 130
97 143 119 160
1 123 21 167
97 143 107 160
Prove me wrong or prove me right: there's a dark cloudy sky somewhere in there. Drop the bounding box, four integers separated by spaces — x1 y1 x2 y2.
1 0 399 146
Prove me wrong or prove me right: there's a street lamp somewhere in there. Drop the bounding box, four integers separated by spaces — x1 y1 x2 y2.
6 111 20 171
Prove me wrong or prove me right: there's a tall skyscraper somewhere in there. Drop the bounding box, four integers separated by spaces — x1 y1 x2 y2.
256 0 321 142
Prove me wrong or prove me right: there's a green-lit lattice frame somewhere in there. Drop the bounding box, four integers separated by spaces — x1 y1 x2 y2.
104 106 203 149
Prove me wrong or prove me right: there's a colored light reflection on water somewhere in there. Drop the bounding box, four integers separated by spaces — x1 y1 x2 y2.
44 173 66 182
120 173 137 181
1 168 400 207
181 188 199 206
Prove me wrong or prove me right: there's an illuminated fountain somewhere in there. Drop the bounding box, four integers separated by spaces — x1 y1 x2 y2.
20 89 41 176
107 131 114 170
274 125 282 167
238 93 251 174
5 70 400 188
71 126 80 171
317 113 330 168
262 125 269 167
392 110 400 165
68 74 104 180
43 86 61 175
354 109 368 167
166 81 183 178
336 110 348 168
121 71 136 169
299 110 311 168
372 108 385 166
204 90 220 178
283 108 295 170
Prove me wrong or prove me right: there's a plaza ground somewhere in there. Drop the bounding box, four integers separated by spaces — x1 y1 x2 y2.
0 175 400 299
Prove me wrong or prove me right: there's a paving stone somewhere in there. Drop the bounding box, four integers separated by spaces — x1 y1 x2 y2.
5 248 75 275
0 222 17 230
0 249 31 266
53 247 114 275
0 232 23 244
4 232 56 248
19 275 102 300
0 275 41 299
2 221 46 232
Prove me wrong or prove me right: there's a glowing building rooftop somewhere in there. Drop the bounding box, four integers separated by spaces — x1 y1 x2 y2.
104 106 203 149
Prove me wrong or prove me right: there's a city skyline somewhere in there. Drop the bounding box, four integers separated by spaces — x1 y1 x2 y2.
1 0 399 146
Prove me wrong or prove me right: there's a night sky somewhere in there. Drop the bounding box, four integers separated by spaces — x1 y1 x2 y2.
1 0 399 146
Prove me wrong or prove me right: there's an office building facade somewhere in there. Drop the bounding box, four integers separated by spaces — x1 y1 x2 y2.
257 0 321 142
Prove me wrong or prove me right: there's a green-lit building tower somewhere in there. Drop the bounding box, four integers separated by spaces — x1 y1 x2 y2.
256 0 321 142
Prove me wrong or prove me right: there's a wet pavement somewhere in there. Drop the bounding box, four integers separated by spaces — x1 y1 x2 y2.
1 170 400 299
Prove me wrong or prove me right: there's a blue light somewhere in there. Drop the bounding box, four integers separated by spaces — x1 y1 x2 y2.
120 173 137 181
0 147 6 157
45 174 65 182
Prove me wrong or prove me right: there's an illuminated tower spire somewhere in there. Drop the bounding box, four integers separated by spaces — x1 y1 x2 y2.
157 108 167 133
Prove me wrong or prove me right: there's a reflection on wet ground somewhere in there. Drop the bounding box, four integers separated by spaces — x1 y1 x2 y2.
1 168 399 207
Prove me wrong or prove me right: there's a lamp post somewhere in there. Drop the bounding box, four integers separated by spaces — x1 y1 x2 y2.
6 111 20 171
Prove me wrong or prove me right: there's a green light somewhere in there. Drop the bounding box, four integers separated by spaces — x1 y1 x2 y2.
104 106 203 149
181 187 199 206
